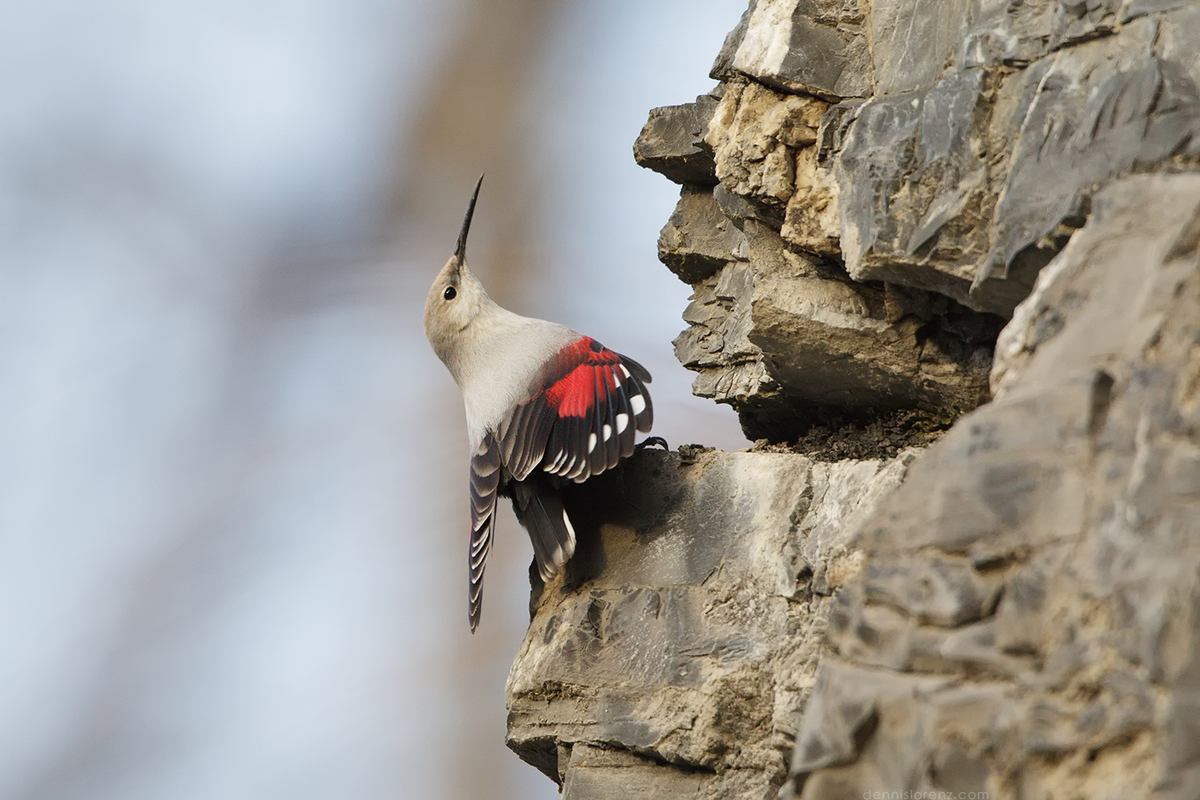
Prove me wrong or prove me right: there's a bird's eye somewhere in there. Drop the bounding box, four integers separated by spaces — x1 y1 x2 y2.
443 286 457 301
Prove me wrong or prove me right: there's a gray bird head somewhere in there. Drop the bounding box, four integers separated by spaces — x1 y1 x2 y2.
424 175 493 378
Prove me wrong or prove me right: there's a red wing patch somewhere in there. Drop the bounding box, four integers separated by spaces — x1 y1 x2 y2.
494 336 654 486
544 338 622 418
540 337 653 482
477 337 653 628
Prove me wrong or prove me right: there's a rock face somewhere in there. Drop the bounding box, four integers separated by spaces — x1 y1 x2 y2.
507 447 915 798
785 173 1200 799
637 0 1200 440
506 0 1200 797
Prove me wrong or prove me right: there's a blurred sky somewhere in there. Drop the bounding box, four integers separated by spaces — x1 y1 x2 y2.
0 1 747 798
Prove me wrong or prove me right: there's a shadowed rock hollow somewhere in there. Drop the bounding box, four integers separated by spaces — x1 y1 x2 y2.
506 1 1200 798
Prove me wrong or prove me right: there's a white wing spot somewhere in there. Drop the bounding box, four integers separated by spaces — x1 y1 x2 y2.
616 413 629 433
561 508 576 541
470 546 489 570
602 423 612 441
587 432 598 453
566 454 587 481
540 551 559 581
618 364 631 379
630 393 646 416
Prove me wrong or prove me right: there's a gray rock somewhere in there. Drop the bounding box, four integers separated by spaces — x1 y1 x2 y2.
713 181 773 227
709 0 754 82
786 660 906 776
783 173 1200 797
657 186 747 283
559 744 704 800
714 0 873 99
868 0 973 96
699 4 1200 333
506 447 916 797
672 236 999 440
633 96 720 186
825 5 1200 317
834 69 1004 311
665 42 1008 435
673 261 778 436
782 660 963 800
978 21 1200 294
513 1 1200 797
1124 0 1196 20
680 3 1200 425
863 553 1002 628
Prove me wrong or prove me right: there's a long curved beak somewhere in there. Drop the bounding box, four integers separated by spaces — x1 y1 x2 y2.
455 174 484 262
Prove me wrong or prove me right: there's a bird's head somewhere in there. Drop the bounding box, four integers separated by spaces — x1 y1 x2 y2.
424 175 492 372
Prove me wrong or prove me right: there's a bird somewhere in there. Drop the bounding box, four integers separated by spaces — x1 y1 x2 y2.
423 176 654 631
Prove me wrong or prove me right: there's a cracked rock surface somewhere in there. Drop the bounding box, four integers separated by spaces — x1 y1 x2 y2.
638 0 1200 440
507 447 915 798
507 0 1200 796
784 172 1200 800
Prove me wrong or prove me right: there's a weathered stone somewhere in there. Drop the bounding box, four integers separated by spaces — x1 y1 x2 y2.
633 96 720 186
673 232 999 440
713 0 873 99
559 744 704 800
1053 0 1122 45
782 174 1200 797
991 545 1067 655
977 22 1200 295
781 660 955 800
959 2 1055 70
859 0 1137 92
708 0 754 84
834 68 1010 312
786 661 910 775
673 261 777 434
868 0 973 96
657 186 746 283
506 447 915 796
705 81 827 217
515 2 1200 797
715 0 1117 108
701 4 1200 337
780 144 840 257
991 172 1200 398
712 181 772 226
753 262 998 419
1125 0 1195 21
863 553 1002 627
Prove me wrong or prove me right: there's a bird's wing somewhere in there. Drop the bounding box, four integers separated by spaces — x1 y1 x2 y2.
496 336 653 484
467 432 501 632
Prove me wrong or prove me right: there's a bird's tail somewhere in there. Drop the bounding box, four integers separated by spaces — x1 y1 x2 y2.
510 475 576 583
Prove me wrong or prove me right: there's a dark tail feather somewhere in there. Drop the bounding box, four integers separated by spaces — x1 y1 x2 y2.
510 475 575 582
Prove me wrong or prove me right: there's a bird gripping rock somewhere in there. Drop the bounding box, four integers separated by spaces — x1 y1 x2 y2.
423 176 654 631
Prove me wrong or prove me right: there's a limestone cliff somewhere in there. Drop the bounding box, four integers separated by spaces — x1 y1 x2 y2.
506 1 1200 797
